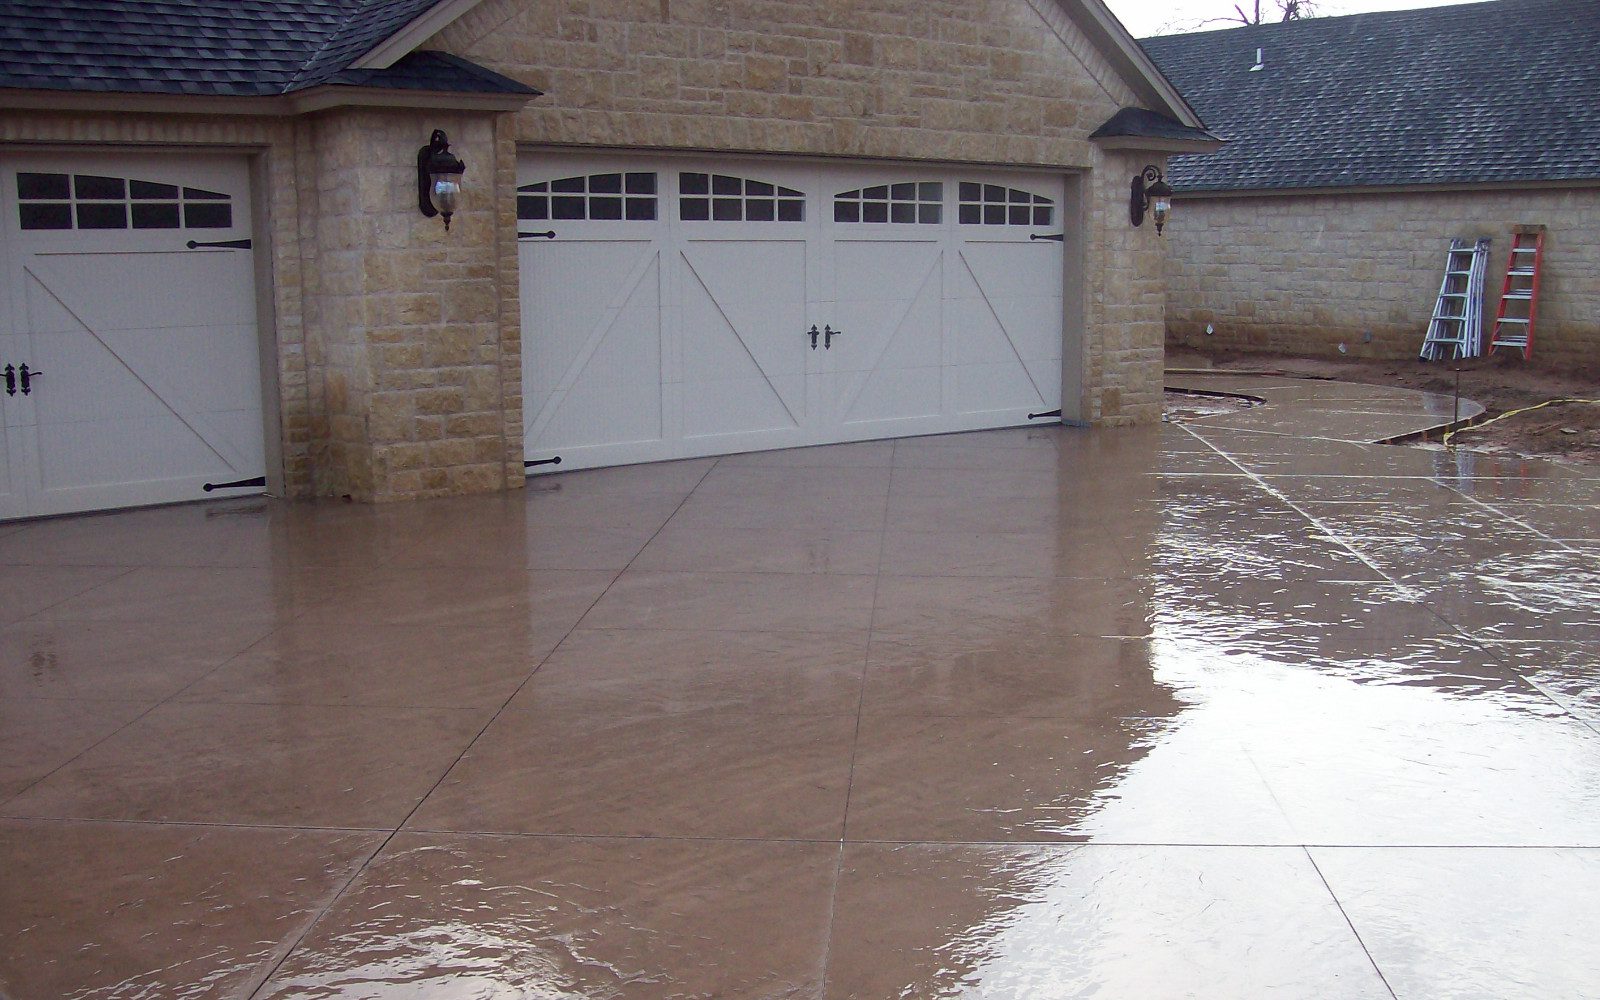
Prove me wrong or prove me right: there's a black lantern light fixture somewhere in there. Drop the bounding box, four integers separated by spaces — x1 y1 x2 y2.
1129 164 1174 235
417 129 466 230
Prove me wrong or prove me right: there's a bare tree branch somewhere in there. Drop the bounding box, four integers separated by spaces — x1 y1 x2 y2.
1146 0 1320 34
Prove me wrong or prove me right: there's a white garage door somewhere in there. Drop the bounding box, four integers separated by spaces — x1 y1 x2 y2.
0 153 266 520
518 153 1065 473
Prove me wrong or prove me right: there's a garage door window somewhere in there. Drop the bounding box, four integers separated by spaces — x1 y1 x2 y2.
957 182 1053 226
16 172 234 231
519 173 658 222
834 182 942 224
679 172 805 222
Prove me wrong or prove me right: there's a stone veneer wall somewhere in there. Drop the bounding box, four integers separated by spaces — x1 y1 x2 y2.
434 0 1139 166
1165 186 1600 365
431 0 1172 425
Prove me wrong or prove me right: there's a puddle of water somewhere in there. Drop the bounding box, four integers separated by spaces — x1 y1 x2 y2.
1163 389 1261 423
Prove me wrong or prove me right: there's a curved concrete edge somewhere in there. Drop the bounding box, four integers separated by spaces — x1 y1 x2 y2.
1164 372 1487 444
1165 385 1267 406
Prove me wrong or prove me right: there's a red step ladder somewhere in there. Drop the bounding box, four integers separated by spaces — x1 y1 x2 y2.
1489 225 1545 360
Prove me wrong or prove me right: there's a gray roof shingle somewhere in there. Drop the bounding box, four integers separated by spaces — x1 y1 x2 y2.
1140 0 1600 191
0 0 537 97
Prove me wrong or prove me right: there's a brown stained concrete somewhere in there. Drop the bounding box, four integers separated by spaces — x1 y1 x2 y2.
2 380 1600 998
1168 371 1488 442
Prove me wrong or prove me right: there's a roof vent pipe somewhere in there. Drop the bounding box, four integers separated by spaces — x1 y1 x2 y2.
1250 48 1265 72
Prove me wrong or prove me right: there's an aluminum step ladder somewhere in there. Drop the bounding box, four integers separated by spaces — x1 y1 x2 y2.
1420 237 1491 361
1489 225 1545 360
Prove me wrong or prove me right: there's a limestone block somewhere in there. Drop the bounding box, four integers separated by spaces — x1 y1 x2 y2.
414 416 447 441
424 438 481 467
376 442 429 472
413 388 467 417
368 393 415 442
841 33 873 65
420 468 451 492
743 53 788 90
448 463 507 494
445 413 504 438
375 344 425 370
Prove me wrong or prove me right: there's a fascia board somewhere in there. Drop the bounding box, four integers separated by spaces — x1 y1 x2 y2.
0 86 534 118
287 85 534 113
1055 0 1209 130
350 0 492 70
1175 179 1600 198
0 89 293 116
1092 135 1226 154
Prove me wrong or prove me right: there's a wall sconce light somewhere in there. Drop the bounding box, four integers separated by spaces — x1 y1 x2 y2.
1130 164 1173 235
417 129 466 230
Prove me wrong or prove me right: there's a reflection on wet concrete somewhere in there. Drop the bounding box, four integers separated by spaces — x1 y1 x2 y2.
828 844 1394 999
2 376 1599 997
259 836 838 1000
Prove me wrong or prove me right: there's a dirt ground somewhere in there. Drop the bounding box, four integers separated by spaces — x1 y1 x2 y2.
1167 348 1600 466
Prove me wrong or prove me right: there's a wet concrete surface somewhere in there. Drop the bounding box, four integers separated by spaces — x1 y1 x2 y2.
2 376 1598 998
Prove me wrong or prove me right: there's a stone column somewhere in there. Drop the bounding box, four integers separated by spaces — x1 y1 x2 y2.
298 108 523 502
1085 148 1169 426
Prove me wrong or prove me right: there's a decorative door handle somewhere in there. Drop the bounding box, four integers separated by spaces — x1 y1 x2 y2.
1029 233 1064 242
518 231 556 240
3 364 13 396
18 364 39 395
807 325 820 350
824 325 843 349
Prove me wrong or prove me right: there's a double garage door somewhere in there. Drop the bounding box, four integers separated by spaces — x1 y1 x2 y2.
0 153 265 520
519 154 1068 472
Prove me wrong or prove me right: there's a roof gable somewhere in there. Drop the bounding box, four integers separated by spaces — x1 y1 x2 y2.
2 0 1190 135
1054 0 1210 130
1141 0 1600 191
291 0 461 90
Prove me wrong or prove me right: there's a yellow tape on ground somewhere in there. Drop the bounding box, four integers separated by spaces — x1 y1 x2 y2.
1443 398 1600 447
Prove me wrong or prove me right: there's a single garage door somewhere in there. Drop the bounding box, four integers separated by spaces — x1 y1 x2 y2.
0 153 266 520
518 153 1066 473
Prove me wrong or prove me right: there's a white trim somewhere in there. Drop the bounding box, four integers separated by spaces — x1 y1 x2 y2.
0 90 290 116
286 84 532 113
1092 135 1225 154
350 0 491 69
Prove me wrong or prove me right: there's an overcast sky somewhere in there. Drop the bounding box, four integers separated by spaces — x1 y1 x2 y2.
1104 0 1489 37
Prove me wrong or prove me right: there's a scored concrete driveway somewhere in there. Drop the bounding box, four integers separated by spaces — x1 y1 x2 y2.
2 376 1598 999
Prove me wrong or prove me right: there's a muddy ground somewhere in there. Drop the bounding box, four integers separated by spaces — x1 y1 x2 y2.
1167 348 1600 466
